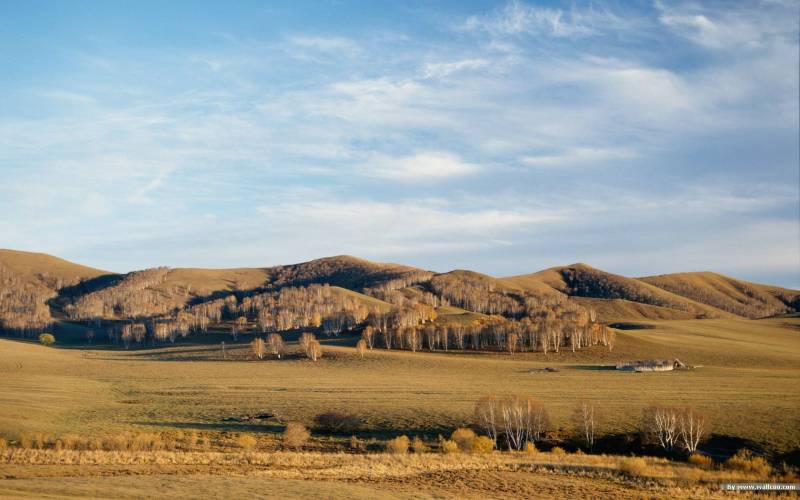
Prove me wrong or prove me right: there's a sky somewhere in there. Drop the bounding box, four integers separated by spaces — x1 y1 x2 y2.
0 0 798 287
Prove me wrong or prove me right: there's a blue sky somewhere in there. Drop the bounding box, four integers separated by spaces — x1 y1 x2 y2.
1 0 798 287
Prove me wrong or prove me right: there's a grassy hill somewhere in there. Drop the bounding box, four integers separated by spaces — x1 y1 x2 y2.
267 255 432 291
639 271 800 319
0 249 109 290
1 249 797 328
504 264 735 321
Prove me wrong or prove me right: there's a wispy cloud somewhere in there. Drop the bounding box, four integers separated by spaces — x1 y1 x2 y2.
521 147 638 168
361 152 481 181
422 58 490 79
462 0 638 38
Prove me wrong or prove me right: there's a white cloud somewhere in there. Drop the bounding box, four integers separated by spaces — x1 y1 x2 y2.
286 35 362 58
422 58 490 79
361 152 481 181
463 0 637 38
521 147 638 167
657 1 797 50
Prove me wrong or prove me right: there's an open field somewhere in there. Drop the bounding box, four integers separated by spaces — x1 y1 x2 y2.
2 447 796 499
1 317 798 497
1 318 798 454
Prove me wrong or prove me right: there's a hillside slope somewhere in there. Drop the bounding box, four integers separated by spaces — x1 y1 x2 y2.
504 264 734 320
0 249 109 290
267 255 433 292
639 272 800 319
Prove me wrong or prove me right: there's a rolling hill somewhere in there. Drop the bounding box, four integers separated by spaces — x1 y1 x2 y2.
503 264 736 320
0 249 797 331
0 249 109 290
639 271 800 319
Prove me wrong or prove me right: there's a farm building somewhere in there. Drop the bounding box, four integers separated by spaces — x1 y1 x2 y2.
616 359 687 372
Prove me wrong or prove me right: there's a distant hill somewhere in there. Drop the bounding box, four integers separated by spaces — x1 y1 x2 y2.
639 272 800 319
0 249 797 330
0 249 109 290
503 264 735 320
266 255 432 291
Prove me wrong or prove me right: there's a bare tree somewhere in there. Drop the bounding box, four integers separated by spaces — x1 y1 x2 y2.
251 337 267 360
678 407 707 453
267 333 285 359
356 338 367 359
299 332 315 355
644 404 679 452
361 326 375 349
576 401 596 451
506 331 519 355
475 395 500 448
307 339 322 361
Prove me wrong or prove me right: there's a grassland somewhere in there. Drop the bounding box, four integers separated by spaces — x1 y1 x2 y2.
1 318 798 450
1 317 798 497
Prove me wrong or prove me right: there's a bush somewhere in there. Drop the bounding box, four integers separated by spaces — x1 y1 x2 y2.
283 422 310 449
349 435 365 451
411 436 429 453
725 449 772 477
185 431 199 448
688 453 714 469
61 434 84 450
524 442 537 455
471 436 494 454
550 446 566 456
450 427 476 452
618 457 649 476
38 333 55 346
440 439 459 454
313 412 360 433
386 435 410 454
237 434 257 450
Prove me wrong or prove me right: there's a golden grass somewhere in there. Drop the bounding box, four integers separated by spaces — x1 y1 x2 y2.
1 317 798 454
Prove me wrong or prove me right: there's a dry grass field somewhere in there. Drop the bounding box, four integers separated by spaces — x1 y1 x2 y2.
1 318 798 451
0 317 798 497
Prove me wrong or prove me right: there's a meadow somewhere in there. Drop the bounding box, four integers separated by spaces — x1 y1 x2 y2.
0 316 798 497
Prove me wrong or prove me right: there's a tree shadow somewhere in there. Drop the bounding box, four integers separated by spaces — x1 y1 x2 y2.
568 364 617 371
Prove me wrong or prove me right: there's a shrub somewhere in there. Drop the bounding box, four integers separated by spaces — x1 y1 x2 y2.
725 449 772 477
314 412 360 433
62 434 84 450
131 432 162 451
677 467 704 482
106 434 128 451
550 446 566 456
411 436 429 453
440 439 459 454
386 435 410 454
199 436 211 451
451 427 476 452
688 453 714 469
471 436 494 454
523 442 537 455
88 437 103 450
618 457 649 477
38 333 55 346
237 434 257 450
283 422 310 449
185 431 199 448
18 435 31 449
349 435 365 451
